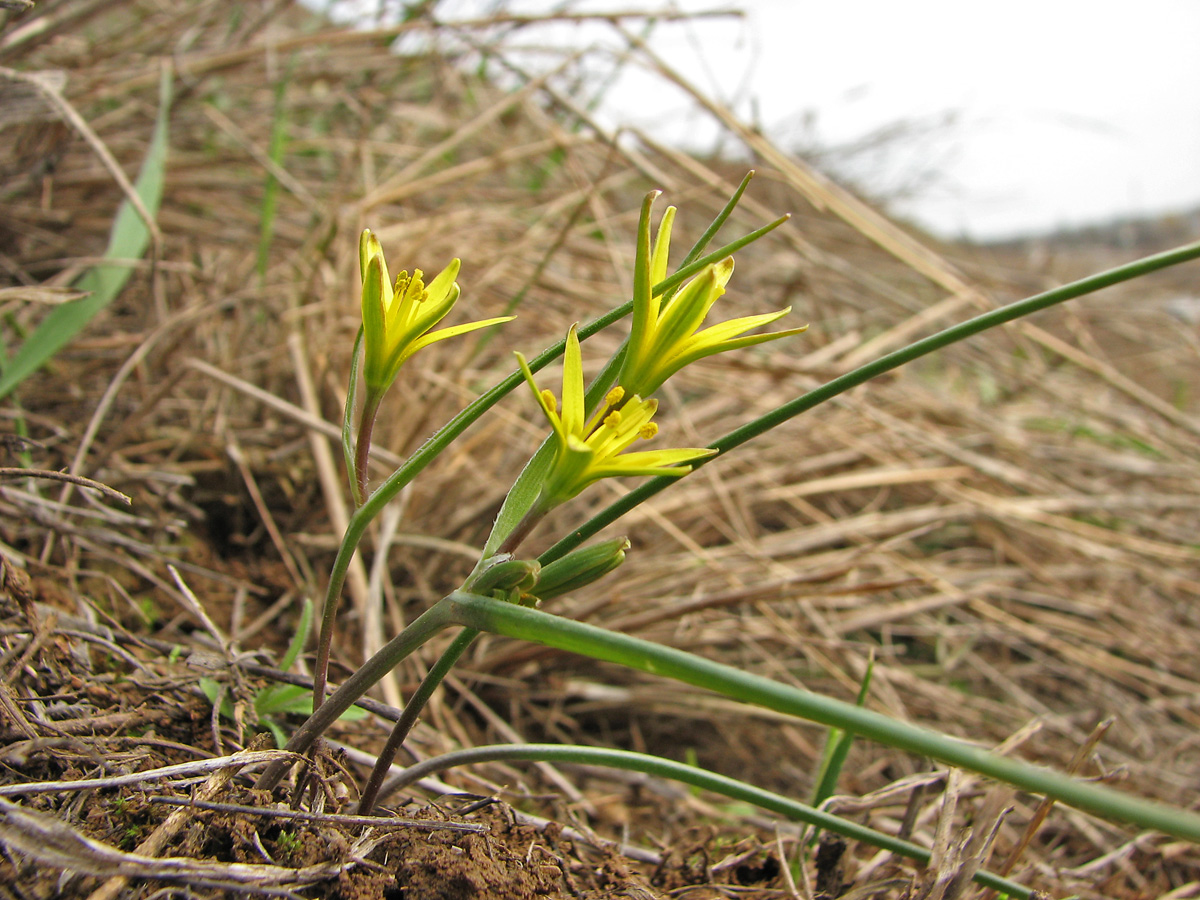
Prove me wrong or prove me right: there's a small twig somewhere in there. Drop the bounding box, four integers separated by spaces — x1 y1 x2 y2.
983 717 1115 897
0 750 296 796
226 437 306 590
774 826 804 900
167 564 232 659
0 467 130 505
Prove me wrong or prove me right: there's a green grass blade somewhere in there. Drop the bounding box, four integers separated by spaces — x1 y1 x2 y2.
0 68 173 401
811 656 873 812
677 170 756 272
278 597 312 673
256 66 291 282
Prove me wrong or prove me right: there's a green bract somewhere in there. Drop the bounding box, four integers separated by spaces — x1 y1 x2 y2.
516 325 715 511
359 229 512 392
618 192 808 398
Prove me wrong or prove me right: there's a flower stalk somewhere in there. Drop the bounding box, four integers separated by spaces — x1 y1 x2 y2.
352 229 513 502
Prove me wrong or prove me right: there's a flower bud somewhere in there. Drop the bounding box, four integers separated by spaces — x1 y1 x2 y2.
533 537 630 602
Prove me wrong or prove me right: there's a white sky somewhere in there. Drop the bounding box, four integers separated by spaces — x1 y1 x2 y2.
327 0 1200 240
629 0 1200 239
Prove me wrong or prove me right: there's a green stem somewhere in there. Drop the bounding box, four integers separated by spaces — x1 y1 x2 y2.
444 591 1200 843
379 742 1036 899
342 327 365 507
540 238 1200 565
254 598 457 791
354 390 382 509
496 504 546 556
356 627 479 815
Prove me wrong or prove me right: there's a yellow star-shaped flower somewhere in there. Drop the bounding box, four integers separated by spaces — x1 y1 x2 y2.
359 229 512 392
516 325 715 511
618 192 807 397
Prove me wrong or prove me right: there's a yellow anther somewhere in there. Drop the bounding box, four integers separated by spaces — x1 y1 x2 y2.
603 410 623 429
605 385 625 407
639 422 658 440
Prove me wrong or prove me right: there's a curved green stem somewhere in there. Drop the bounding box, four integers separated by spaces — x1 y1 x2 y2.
540 238 1200 565
379 742 1036 899
356 627 479 815
255 597 458 791
444 591 1200 843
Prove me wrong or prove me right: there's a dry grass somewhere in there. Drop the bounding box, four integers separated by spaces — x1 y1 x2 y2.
2 1 1200 898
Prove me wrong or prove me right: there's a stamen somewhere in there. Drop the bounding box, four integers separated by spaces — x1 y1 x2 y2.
639 422 658 440
603 410 622 429
605 386 625 407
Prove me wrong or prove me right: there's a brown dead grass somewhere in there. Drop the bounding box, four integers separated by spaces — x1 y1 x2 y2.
2 1 1200 898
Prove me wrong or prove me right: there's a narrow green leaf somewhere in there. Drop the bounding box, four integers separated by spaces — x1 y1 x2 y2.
388 742 1036 900
256 67 291 282
278 597 312 672
255 683 311 717
0 68 173 400
811 656 874 810
446 591 1200 844
541 238 1200 565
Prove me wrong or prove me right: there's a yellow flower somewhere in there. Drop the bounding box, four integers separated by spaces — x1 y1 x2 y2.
359 229 512 392
516 325 715 510
618 192 807 397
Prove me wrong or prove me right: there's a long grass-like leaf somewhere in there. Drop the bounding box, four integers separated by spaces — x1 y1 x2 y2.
445 591 1200 844
381 742 1036 899
256 67 291 282
811 655 873 811
540 238 1200 565
0 68 172 400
